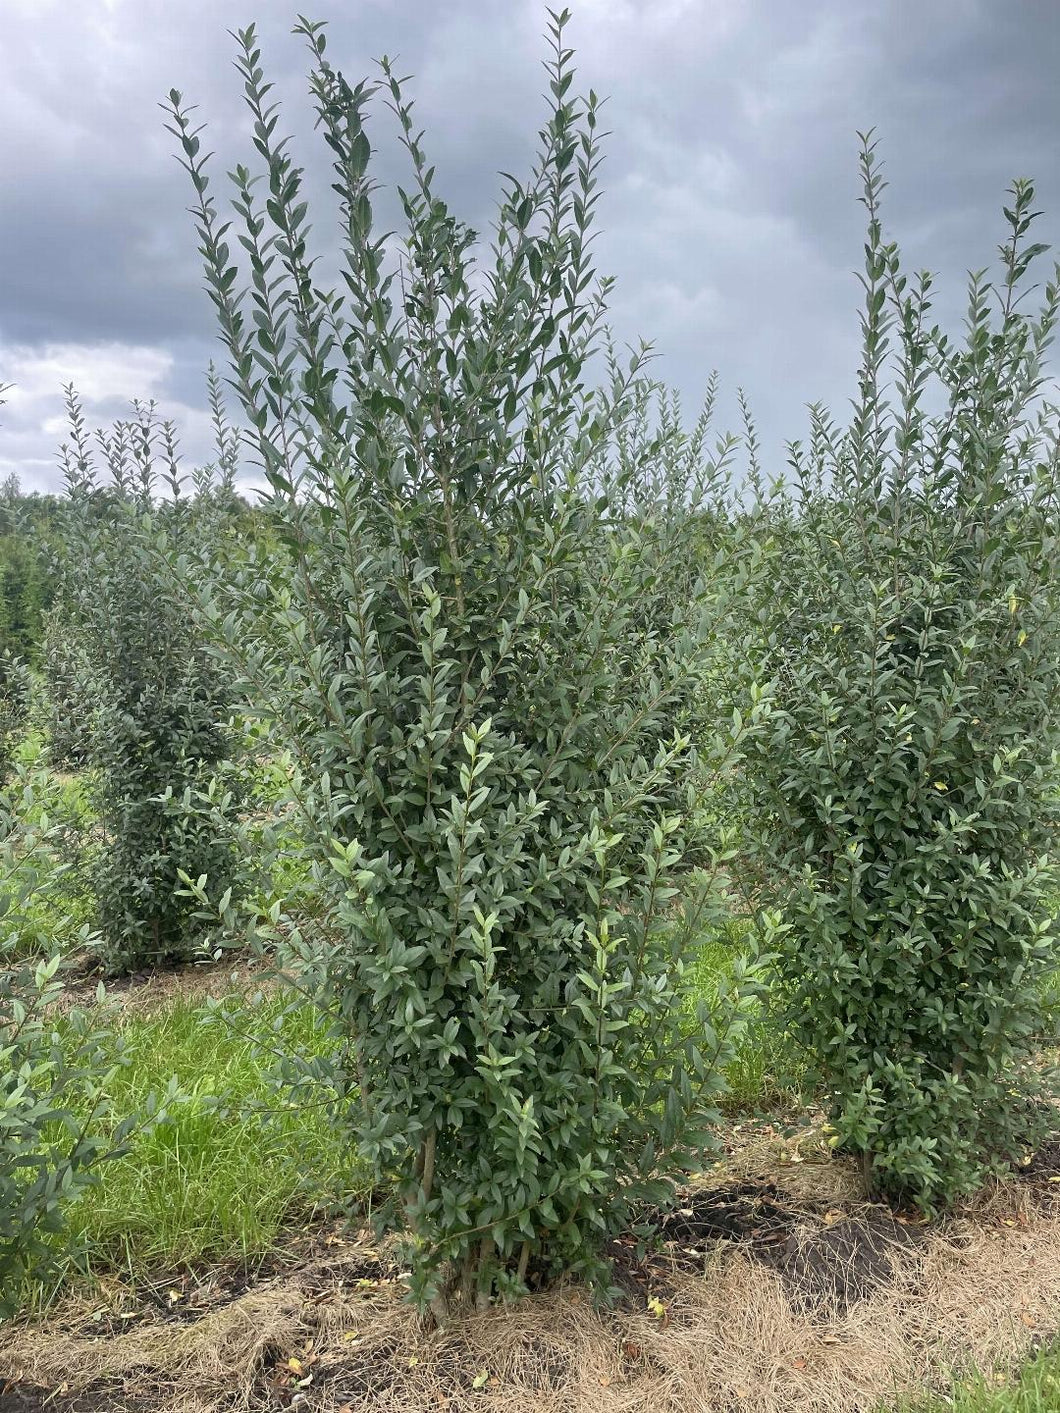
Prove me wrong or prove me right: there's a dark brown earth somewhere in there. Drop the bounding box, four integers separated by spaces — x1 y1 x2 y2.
604 1179 928 1315
0 1382 146 1413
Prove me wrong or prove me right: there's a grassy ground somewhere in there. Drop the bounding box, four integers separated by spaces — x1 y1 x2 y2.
54 992 365 1286
684 916 809 1110
896 1348 1060 1411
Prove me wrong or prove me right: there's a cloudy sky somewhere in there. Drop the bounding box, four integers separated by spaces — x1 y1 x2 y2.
1 0 1058 492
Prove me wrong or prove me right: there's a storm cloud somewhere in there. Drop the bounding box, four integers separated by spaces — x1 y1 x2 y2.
2 0 1058 490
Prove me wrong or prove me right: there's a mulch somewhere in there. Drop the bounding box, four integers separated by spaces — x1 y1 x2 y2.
5 1135 1059 1412
604 1179 928 1316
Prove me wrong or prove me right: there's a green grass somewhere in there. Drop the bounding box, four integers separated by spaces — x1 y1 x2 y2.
60 991 365 1280
894 1349 1060 1411
684 915 809 1112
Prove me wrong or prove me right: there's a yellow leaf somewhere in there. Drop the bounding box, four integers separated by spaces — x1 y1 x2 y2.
1018 629 1028 646
647 1296 667 1319
343 1330 360 1342
408 1355 420 1368
471 1370 489 1389
932 781 948 792
287 1358 303 1374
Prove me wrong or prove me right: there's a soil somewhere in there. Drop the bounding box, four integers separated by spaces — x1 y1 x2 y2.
0 1383 146 1413
57 951 275 1016
1021 1137 1060 1183
608 1180 929 1314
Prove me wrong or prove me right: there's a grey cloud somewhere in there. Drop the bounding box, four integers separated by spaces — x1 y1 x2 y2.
2 0 1058 490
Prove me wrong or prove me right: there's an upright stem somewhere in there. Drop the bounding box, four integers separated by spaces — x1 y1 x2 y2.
420 1127 437 1205
515 1240 531 1288
475 1236 495 1312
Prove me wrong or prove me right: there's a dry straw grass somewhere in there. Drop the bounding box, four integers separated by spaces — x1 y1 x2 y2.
5 1157 1060 1413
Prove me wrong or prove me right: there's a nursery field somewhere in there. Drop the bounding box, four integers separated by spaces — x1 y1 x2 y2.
5 11 1060 1413
3 744 1060 1412
4 941 1060 1412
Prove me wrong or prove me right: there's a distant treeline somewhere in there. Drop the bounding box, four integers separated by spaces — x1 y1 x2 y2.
0 475 64 663
0 473 263 665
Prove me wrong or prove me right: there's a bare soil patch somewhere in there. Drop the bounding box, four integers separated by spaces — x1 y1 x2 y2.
0 1381 149 1412
646 1180 925 1313
57 953 275 1016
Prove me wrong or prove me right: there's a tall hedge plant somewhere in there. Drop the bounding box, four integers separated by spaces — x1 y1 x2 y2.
741 141 1060 1207
169 14 761 1312
56 394 242 974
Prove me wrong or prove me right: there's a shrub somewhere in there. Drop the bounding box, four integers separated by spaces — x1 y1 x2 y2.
0 778 141 1315
739 140 1060 1207
56 394 243 974
0 650 30 781
168 14 761 1312
39 604 96 770
0 476 62 667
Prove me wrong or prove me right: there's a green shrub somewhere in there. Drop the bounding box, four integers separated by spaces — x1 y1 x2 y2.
0 780 141 1315
56 394 243 974
168 14 762 1313
0 758 94 962
0 650 30 781
39 606 95 770
739 140 1060 1207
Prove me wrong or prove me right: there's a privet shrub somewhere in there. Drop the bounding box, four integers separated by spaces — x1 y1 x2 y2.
0 390 31 779
0 475 61 667
57 393 242 974
741 142 1060 1207
0 780 139 1315
169 15 761 1311
39 607 95 769
0 650 30 781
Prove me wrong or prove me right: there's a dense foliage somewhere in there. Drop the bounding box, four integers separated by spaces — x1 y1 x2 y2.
54 393 243 974
0 649 30 782
0 476 62 665
739 143 1060 1206
0 779 141 1316
169 13 761 1313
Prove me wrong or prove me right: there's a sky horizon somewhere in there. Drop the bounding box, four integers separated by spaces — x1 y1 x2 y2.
2 0 1058 494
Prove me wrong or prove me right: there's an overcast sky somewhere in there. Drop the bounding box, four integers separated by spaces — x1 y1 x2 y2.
1 0 1058 493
